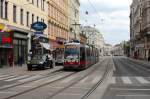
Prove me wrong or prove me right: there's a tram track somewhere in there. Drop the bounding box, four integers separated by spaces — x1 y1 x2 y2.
80 59 112 99
3 71 77 99
2 59 106 99
45 59 106 99
0 68 64 91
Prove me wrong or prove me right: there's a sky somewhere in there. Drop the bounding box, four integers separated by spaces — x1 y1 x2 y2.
80 0 132 45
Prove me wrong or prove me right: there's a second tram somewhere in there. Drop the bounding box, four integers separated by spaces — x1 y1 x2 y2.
63 42 99 70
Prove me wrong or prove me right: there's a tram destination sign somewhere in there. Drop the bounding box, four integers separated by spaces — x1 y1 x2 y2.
31 22 47 31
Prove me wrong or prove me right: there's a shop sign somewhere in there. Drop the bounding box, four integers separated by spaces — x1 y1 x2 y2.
0 32 13 48
31 22 47 31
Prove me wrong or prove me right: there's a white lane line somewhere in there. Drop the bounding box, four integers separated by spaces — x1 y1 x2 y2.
121 77 132 84
0 76 16 80
117 94 150 97
110 77 116 84
136 77 149 84
0 75 9 78
0 91 17 94
111 88 150 91
18 75 42 82
92 76 101 84
79 77 89 83
5 75 29 81
61 76 77 83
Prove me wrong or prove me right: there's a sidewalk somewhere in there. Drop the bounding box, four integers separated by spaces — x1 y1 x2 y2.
0 64 63 76
127 57 150 67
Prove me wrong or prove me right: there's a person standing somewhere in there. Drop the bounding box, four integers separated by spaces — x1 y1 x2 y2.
8 53 13 67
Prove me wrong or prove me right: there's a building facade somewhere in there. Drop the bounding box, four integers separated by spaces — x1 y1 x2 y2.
81 26 105 55
47 0 69 60
130 0 150 60
0 0 48 67
68 0 80 41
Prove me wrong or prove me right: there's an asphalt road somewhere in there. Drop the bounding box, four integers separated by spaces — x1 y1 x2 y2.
0 57 112 99
102 56 150 99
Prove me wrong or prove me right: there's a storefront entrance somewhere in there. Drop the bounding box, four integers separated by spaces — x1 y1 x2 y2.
13 32 28 66
0 48 13 67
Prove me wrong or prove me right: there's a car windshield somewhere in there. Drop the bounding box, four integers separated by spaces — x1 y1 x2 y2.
32 55 43 60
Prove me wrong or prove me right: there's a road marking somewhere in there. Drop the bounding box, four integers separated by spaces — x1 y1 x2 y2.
111 88 150 91
92 76 101 84
0 76 16 80
136 77 149 84
110 77 116 84
121 77 132 84
18 75 42 82
0 91 17 94
17 86 35 88
116 94 150 97
79 77 89 83
5 75 29 81
59 93 82 96
0 75 9 78
61 76 77 83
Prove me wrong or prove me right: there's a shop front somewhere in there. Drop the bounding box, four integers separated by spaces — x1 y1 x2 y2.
0 31 13 67
13 32 28 66
0 23 29 67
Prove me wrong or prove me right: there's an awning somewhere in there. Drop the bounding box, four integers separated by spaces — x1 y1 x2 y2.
40 42 50 50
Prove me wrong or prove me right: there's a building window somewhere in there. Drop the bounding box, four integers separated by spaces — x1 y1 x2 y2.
26 11 29 27
20 9 23 24
4 1 8 19
32 14 34 24
0 0 3 18
43 0 45 11
37 0 39 7
41 0 42 10
13 5 17 22
32 0 34 4
37 16 39 22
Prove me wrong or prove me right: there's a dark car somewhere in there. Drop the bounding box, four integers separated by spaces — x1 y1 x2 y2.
27 54 53 71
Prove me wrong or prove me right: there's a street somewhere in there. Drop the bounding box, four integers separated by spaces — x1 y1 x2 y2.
0 57 149 99
102 57 150 99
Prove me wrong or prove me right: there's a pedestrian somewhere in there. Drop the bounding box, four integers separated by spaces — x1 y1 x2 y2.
28 50 32 61
8 53 13 67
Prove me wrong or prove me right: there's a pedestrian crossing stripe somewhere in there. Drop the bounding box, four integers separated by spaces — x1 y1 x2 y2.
110 77 150 85
0 74 150 85
5 75 30 82
122 77 132 84
18 75 42 83
0 75 16 80
135 77 149 84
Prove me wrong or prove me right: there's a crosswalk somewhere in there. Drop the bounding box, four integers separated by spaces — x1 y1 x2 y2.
0 74 149 85
110 76 150 85
0 74 42 83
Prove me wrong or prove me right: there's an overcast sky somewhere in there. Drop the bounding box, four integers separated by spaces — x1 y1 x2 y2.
80 0 132 45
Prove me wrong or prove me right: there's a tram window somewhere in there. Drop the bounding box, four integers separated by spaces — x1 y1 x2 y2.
80 47 85 60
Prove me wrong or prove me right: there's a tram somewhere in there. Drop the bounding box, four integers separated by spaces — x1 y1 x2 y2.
63 42 99 70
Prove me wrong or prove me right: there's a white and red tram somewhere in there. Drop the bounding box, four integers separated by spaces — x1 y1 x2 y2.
63 42 99 70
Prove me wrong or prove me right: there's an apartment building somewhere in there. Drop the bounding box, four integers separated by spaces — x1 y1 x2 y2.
0 0 48 66
130 0 150 60
47 0 69 60
68 0 80 40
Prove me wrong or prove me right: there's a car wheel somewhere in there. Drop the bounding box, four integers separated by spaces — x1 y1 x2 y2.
42 64 46 70
27 65 32 71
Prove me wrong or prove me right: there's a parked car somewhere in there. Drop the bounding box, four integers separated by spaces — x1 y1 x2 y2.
55 54 64 65
27 54 53 70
